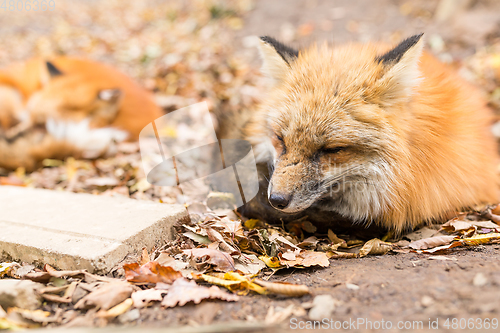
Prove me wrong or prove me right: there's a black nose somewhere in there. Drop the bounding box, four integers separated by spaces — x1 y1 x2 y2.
269 193 292 210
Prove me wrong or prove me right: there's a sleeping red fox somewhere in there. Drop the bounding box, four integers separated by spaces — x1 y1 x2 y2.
243 34 499 233
0 57 162 170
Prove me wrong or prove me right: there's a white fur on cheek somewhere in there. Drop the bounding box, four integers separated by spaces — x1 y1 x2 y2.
46 118 129 158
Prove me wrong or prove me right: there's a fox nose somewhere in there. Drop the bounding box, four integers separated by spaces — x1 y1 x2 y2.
269 192 292 210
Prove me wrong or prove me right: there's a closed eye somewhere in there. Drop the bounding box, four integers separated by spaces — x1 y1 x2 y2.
275 134 286 154
321 146 348 154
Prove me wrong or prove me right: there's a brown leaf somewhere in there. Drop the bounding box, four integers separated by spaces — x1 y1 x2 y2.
358 238 392 257
469 221 500 229
404 227 439 241
253 279 310 297
23 264 87 283
327 251 358 259
131 289 167 308
297 236 319 249
413 241 462 253
409 235 457 250
182 248 235 272
40 282 78 304
280 250 330 268
96 298 133 319
74 282 133 310
139 247 150 266
327 229 346 247
205 228 239 254
124 261 182 285
161 278 238 308
440 219 474 232
298 251 330 267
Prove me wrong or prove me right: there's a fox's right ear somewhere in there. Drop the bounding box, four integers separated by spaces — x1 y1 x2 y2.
41 61 64 86
258 36 298 84
46 61 63 78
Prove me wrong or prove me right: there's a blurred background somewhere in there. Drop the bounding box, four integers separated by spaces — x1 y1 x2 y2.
1 0 500 200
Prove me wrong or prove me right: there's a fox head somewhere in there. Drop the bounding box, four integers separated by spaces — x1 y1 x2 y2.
26 61 123 128
255 34 424 221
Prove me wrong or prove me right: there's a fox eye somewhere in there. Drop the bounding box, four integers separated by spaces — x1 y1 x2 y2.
275 134 287 154
321 146 347 154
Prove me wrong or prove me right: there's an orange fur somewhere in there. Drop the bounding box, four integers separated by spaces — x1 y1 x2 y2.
0 57 162 139
246 36 499 233
0 57 163 171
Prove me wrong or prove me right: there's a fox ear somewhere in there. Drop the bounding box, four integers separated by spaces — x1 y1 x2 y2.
46 61 63 78
376 33 424 104
40 61 64 86
258 36 298 84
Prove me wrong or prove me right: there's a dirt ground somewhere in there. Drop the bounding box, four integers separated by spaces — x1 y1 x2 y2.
135 246 500 333
2 0 500 332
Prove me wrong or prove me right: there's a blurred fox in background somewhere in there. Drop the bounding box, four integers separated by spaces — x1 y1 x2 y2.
0 57 162 171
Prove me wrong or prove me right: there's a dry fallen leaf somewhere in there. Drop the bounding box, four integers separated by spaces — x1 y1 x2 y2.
124 261 182 285
259 255 282 269
469 221 500 230
97 298 133 319
327 229 347 247
280 250 330 268
460 233 500 246
74 282 134 310
40 281 78 303
327 251 358 259
161 278 238 308
139 248 151 266
182 248 235 272
440 219 474 233
234 254 266 275
253 279 310 297
404 227 439 241
413 242 462 254
358 238 392 257
409 235 457 250
131 289 167 308
428 255 457 261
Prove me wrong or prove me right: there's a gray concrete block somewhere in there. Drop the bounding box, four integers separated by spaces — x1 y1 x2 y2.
0 186 188 273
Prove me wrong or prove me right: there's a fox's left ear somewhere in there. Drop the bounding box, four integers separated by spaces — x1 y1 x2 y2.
258 36 298 84
375 33 424 104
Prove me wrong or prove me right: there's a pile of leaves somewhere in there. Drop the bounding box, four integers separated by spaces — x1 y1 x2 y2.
403 206 500 254
3 198 500 328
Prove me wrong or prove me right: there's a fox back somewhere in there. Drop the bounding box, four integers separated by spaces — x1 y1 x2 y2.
245 35 499 233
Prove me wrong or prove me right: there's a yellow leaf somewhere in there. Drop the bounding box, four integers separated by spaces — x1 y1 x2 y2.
223 272 267 295
193 273 241 291
460 233 500 246
358 238 392 257
97 298 133 319
259 255 282 268
244 219 260 229
254 279 309 297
